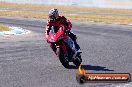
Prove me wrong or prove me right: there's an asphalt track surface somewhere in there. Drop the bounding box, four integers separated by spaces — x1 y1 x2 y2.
0 16 132 87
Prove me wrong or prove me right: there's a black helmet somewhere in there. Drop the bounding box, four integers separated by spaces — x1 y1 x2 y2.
49 8 59 20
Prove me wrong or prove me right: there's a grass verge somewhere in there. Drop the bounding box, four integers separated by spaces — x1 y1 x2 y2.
0 11 132 25
0 2 132 15
0 24 10 31
0 2 132 24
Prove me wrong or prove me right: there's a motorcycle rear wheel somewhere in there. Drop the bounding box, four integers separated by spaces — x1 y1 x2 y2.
56 47 69 68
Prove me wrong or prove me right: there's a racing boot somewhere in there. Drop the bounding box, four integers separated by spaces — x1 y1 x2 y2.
72 49 82 59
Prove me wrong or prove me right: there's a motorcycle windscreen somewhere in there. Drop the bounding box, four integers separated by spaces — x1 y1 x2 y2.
48 26 64 42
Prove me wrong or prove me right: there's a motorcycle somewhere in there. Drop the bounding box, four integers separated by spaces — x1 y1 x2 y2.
46 25 82 68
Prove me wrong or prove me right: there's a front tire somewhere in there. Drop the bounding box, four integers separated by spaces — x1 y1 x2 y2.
56 47 69 68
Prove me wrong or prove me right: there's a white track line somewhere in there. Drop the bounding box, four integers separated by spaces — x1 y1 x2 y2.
0 26 31 36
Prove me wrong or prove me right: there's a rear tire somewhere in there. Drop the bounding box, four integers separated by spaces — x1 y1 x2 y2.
56 47 69 68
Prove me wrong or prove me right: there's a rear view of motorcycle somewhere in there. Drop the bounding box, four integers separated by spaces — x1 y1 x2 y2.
46 26 82 68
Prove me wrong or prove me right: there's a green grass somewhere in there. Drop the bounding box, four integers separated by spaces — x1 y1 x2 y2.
0 25 10 31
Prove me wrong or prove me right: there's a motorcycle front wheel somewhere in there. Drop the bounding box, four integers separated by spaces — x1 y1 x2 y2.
56 47 69 68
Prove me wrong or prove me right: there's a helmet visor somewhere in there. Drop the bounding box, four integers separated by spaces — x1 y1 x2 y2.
49 15 56 20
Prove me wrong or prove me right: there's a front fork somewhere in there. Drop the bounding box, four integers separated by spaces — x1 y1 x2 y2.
56 41 75 61
55 41 68 55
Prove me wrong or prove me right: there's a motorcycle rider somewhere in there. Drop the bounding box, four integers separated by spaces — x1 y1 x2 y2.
45 8 81 58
